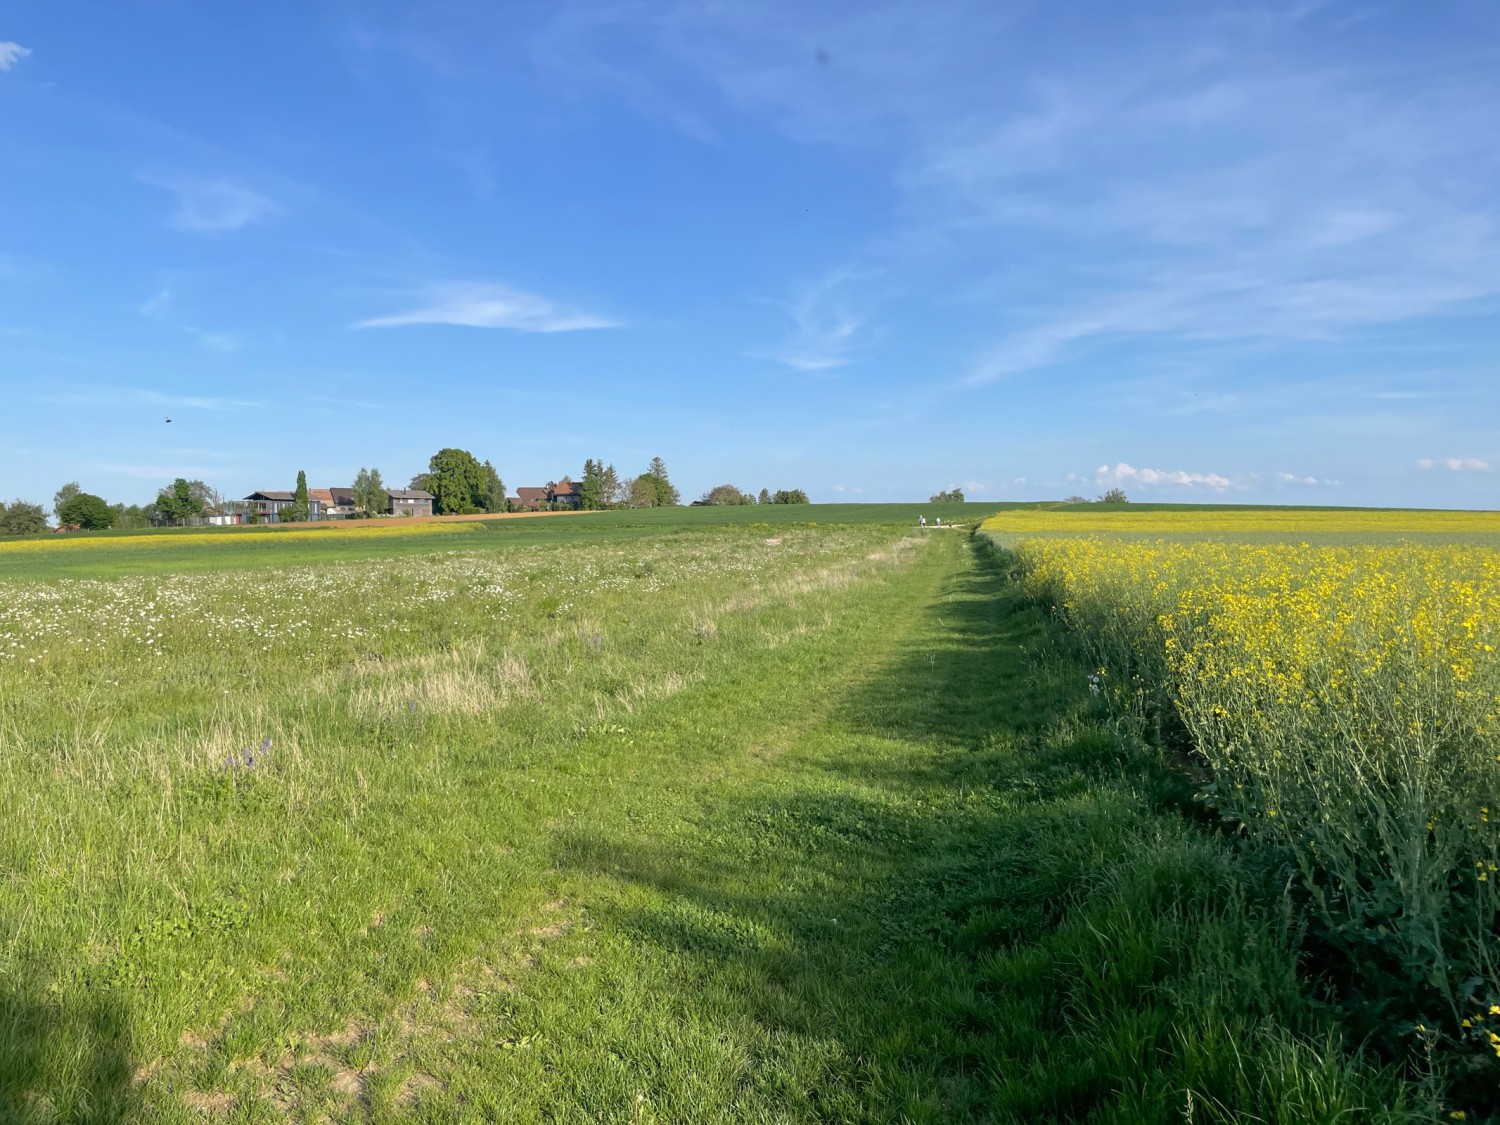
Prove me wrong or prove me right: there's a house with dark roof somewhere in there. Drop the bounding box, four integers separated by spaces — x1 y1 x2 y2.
549 480 582 508
243 490 325 522
243 486 432 521
386 489 435 517
510 482 582 511
326 487 358 517
508 487 540 510
307 488 342 518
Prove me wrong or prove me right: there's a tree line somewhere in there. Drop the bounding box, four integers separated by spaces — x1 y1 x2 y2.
0 478 228 534
0 451 815 536
1062 488 1130 504
697 485 809 506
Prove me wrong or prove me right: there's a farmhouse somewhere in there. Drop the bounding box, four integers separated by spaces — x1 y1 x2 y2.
512 487 549 510
312 488 358 519
242 487 434 521
386 489 435 517
510 481 582 511
243 490 325 521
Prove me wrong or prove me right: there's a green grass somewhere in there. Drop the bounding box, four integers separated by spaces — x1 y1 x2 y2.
0 503 1014 582
0 513 1436 1121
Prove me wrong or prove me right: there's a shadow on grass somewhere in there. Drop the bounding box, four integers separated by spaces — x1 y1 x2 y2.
0 979 136 1124
551 537 1418 1123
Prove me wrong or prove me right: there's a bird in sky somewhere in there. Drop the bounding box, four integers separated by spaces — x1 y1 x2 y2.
165 418 172 423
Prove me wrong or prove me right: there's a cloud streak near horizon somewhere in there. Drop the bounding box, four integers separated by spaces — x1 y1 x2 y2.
1418 457 1490 472
1098 462 1235 492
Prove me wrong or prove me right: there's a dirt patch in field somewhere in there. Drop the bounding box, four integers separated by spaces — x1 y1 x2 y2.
142 895 582 1119
396 1072 442 1105
182 1089 234 1113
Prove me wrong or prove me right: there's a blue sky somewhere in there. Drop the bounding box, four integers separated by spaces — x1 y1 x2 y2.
2 1 1498 507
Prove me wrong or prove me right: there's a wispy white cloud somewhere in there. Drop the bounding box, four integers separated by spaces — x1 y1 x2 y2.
139 287 172 318
1417 457 1490 472
0 41 30 71
38 388 261 411
132 388 260 411
1097 462 1234 491
763 320 860 372
1276 471 1341 486
182 327 241 353
355 281 619 332
962 316 1109 385
960 211 1500 384
533 0 1031 151
139 173 279 233
137 285 242 351
98 463 238 481
754 269 871 373
560 2 1500 387
354 1 1500 416
527 7 721 144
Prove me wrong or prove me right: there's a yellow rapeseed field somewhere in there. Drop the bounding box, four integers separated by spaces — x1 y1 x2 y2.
0 519 481 554
984 508 1500 1057
982 505 1500 535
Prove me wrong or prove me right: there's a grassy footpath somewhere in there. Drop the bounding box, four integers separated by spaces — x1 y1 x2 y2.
444 535 1423 1124
2 528 1430 1122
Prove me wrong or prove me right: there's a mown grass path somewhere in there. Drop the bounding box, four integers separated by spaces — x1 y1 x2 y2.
4 531 1424 1123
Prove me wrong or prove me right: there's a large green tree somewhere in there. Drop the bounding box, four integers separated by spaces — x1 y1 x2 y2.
281 470 311 523
771 489 810 505
758 488 771 506
110 503 153 529
645 456 680 507
479 460 506 513
157 478 206 524
352 467 388 517
700 484 754 506
929 488 965 504
580 459 605 510
628 474 658 508
53 481 80 522
601 463 624 507
0 500 49 536
57 492 115 529
425 448 488 514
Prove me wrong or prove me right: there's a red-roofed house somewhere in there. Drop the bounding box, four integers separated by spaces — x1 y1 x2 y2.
513 487 549 511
